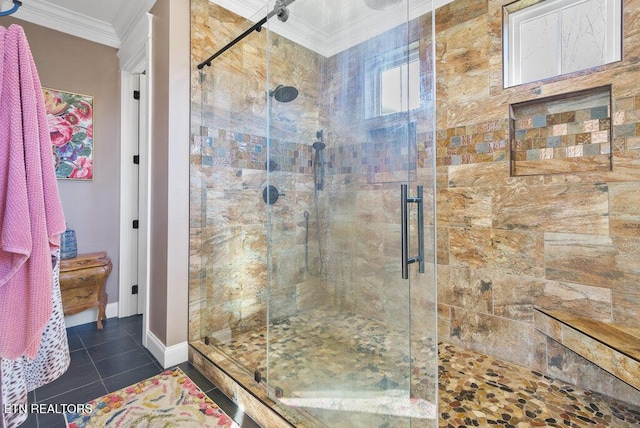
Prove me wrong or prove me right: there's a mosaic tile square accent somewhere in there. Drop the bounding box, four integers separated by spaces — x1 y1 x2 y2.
510 86 612 176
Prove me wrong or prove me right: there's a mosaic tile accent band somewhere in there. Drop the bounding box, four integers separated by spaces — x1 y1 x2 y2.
436 119 508 166
435 91 640 168
191 127 432 178
614 95 640 151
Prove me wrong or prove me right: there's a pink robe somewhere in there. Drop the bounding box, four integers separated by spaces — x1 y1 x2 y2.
0 24 66 360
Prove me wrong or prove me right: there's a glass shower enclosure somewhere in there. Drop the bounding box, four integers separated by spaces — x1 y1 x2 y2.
190 0 437 426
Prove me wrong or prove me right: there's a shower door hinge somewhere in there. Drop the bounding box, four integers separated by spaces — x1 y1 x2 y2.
133 90 140 100
131 285 138 294
133 155 139 164
133 220 139 229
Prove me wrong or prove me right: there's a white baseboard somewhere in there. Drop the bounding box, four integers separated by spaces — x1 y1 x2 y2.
146 330 188 369
64 303 188 369
64 302 119 328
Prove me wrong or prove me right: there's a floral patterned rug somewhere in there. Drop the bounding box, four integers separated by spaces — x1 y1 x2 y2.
65 368 239 427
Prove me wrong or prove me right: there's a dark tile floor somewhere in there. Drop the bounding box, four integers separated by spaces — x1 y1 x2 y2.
18 315 259 428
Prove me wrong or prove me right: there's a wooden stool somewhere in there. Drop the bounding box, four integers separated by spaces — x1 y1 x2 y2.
60 252 112 329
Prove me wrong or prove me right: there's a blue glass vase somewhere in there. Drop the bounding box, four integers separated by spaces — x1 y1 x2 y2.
60 229 77 259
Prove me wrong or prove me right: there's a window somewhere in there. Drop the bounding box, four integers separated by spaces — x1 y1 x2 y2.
504 0 622 87
365 41 421 118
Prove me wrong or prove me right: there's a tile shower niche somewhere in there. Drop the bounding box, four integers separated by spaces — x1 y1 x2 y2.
510 86 612 176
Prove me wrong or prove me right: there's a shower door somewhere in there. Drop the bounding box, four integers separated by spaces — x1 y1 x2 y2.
264 0 437 426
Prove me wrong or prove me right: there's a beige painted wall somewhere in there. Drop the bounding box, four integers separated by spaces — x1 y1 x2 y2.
0 16 122 303
148 0 190 348
3 2 190 353
149 0 170 343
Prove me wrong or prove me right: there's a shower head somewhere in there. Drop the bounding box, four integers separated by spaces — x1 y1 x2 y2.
364 0 402 10
312 132 326 192
270 85 298 103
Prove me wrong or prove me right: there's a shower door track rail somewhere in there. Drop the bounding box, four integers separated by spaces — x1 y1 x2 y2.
197 0 297 69
0 0 21 17
401 184 424 279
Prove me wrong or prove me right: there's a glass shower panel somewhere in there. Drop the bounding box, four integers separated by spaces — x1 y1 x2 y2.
191 0 436 425
264 0 437 426
194 5 271 378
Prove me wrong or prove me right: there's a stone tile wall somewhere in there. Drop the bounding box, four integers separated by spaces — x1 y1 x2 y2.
189 0 640 404
436 0 640 401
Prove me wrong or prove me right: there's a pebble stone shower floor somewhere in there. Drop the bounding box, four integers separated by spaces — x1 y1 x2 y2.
202 309 640 427
438 343 640 427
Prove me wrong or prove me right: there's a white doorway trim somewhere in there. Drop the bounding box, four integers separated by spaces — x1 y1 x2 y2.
139 13 153 348
118 12 153 348
118 71 140 319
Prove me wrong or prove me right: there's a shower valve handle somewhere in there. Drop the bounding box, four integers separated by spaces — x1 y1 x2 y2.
263 185 285 205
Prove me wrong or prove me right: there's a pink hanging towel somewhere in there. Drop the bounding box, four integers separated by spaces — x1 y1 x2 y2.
0 24 66 360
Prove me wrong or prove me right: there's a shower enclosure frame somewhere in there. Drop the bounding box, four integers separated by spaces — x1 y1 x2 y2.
189 0 438 426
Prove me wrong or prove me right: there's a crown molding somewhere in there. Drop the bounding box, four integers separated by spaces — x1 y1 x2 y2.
321 0 438 56
7 0 158 50
113 0 157 47
212 0 268 21
11 0 119 48
118 13 153 73
5 0 452 55
210 0 453 58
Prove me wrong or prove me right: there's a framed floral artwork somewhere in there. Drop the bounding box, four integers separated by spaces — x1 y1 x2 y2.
43 88 94 180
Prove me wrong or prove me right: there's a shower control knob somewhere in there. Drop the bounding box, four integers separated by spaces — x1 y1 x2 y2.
263 185 284 205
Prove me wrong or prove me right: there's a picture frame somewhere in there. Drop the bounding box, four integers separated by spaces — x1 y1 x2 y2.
43 87 94 180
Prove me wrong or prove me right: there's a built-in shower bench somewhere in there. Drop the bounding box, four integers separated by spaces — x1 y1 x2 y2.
534 308 640 391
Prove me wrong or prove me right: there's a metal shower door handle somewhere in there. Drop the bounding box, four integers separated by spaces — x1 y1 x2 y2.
401 184 425 279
